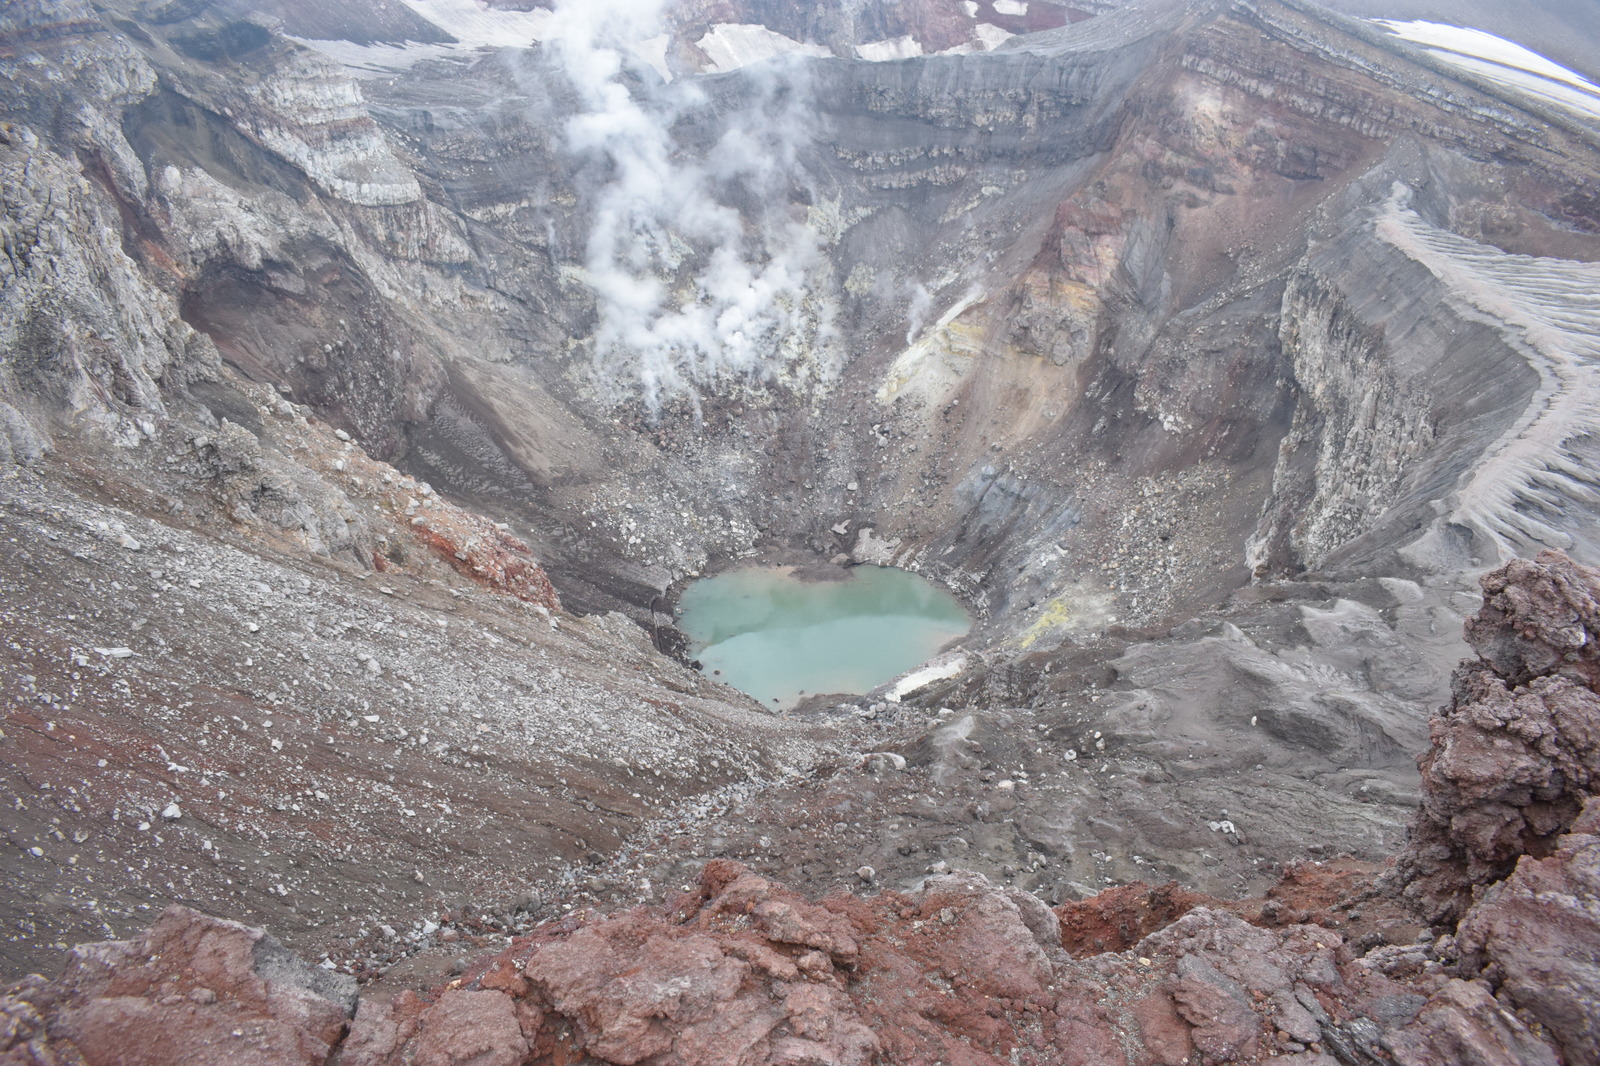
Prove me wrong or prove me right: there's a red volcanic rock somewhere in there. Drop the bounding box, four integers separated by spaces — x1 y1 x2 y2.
1398 550 1600 925
520 865 885 1066
412 514 561 610
1055 881 1213 955
700 859 864 966
529 926 770 1064
1465 550 1600 688
1454 797 1600 1066
9 848 1585 1066
353 862 1078 1066
410 989 532 1066
912 872 1057 999
1 906 355 1066
342 983 545 1066
1385 979 1560 1066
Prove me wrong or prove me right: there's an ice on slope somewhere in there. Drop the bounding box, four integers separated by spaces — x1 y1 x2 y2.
293 0 553 76
397 0 550 49
972 24 1016 51
1377 187 1600 563
1374 20 1600 120
694 24 831 74
857 36 924 62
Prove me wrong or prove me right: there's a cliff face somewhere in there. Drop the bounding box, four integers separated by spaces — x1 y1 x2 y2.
5 551 1597 1066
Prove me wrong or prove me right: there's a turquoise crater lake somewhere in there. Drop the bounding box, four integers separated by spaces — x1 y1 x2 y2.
676 565 971 710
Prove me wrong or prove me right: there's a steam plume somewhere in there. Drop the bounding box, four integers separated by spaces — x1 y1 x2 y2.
545 0 838 416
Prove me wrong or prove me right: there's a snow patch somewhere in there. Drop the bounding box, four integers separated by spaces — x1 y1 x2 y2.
288 39 463 79
631 34 672 81
961 1 980 16
695 24 831 74
885 656 967 702
1374 19 1600 119
972 23 1015 51
296 0 552 75
993 0 1029 16
857 36 924 62
398 0 552 48
1374 20 1595 88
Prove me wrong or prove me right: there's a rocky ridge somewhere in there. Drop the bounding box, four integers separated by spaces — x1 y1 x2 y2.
4 551 1597 1064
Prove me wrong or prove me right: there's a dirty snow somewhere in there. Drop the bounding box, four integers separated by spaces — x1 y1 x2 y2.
397 0 551 48
294 0 551 76
695 24 831 74
857 36 924 62
632 34 672 82
884 656 967 702
1374 20 1600 119
973 24 1015 50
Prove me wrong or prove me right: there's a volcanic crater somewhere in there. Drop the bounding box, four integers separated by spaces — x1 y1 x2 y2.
2 0 1600 1062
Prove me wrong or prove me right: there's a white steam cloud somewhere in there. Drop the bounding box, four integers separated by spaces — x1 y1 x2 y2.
905 282 934 345
545 0 838 416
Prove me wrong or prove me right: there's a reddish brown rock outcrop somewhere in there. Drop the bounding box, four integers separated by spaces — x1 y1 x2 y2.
1055 880 1214 956
0 906 355 1066
1453 797 1600 1066
1465 551 1600 689
412 515 561 610
1397 550 1600 926
322 858 1509 1066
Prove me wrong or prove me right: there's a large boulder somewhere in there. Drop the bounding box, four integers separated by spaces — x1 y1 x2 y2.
1397 550 1600 925
1 906 355 1066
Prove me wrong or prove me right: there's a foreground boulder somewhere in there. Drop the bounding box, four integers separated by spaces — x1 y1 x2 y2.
1397 550 1600 925
0 906 356 1066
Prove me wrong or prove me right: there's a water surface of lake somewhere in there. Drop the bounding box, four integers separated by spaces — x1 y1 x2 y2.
676 565 970 710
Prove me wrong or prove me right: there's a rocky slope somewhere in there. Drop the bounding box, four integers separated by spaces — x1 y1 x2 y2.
4 551 1597 1064
3 0 1600 1050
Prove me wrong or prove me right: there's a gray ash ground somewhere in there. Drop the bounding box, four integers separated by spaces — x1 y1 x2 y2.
0 441 828 981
